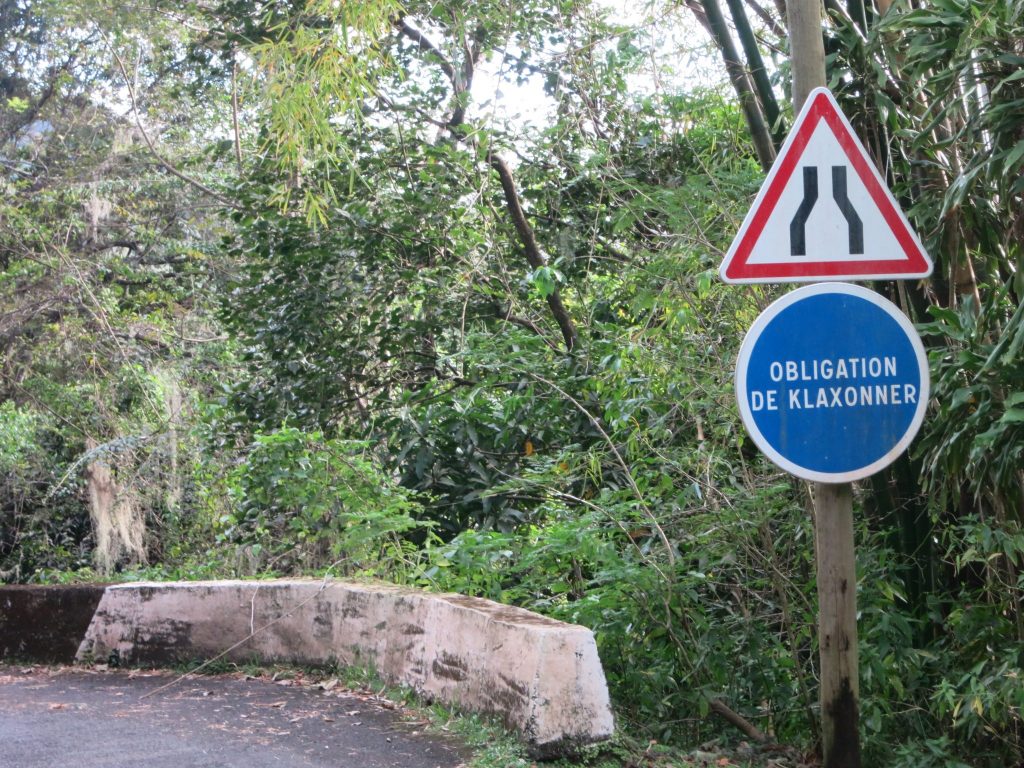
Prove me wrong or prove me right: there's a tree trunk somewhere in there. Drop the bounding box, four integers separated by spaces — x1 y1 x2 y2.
725 0 785 147
698 0 777 170
488 153 580 353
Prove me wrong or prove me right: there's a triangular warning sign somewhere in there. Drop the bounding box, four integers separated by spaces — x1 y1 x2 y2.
720 87 933 284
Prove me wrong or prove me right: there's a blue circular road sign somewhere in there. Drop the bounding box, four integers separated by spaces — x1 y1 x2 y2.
736 283 929 482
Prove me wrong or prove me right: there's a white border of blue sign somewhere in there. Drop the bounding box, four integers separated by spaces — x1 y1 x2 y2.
735 283 930 483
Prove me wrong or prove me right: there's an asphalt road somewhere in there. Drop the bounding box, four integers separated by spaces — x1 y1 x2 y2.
0 666 468 768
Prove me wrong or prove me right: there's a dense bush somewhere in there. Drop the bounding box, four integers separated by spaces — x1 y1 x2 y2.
217 427 428 575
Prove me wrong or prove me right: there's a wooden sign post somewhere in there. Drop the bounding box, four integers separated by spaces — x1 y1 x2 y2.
787 2 860 765
720 6 933 767
812 481 861 767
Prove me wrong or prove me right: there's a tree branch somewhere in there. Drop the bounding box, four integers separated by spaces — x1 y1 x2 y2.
487 152 579 353
85 240 141 255
708 698 770 743
2 44 86 145
106 42 240 209
395 15 580 354
493 302 560 351
395 17 457 83
395 16 481 129
744 0 787 38
231 55 243 172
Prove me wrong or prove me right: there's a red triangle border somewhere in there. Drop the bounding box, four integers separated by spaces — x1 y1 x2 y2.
721 89 932 283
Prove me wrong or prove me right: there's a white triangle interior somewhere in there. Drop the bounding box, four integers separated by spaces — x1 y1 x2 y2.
746 121 904 265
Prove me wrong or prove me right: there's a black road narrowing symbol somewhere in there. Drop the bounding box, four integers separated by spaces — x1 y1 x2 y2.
789 165 864 256
790 167 818 256
831 166 864 254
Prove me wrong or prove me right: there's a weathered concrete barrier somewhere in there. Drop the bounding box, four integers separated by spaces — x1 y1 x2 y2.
75 579 614 757
0 584 108 663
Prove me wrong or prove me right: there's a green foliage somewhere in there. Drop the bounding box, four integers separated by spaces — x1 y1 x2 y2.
854 500 1024 765
413 478 816 746
220 426 429 574
874 0 1024 278
0 402 44 483
816 3 1024 761
930 516 1024 755
245 0 403 223
0 0 240 578
0 402 89 580
917 289 1024 519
